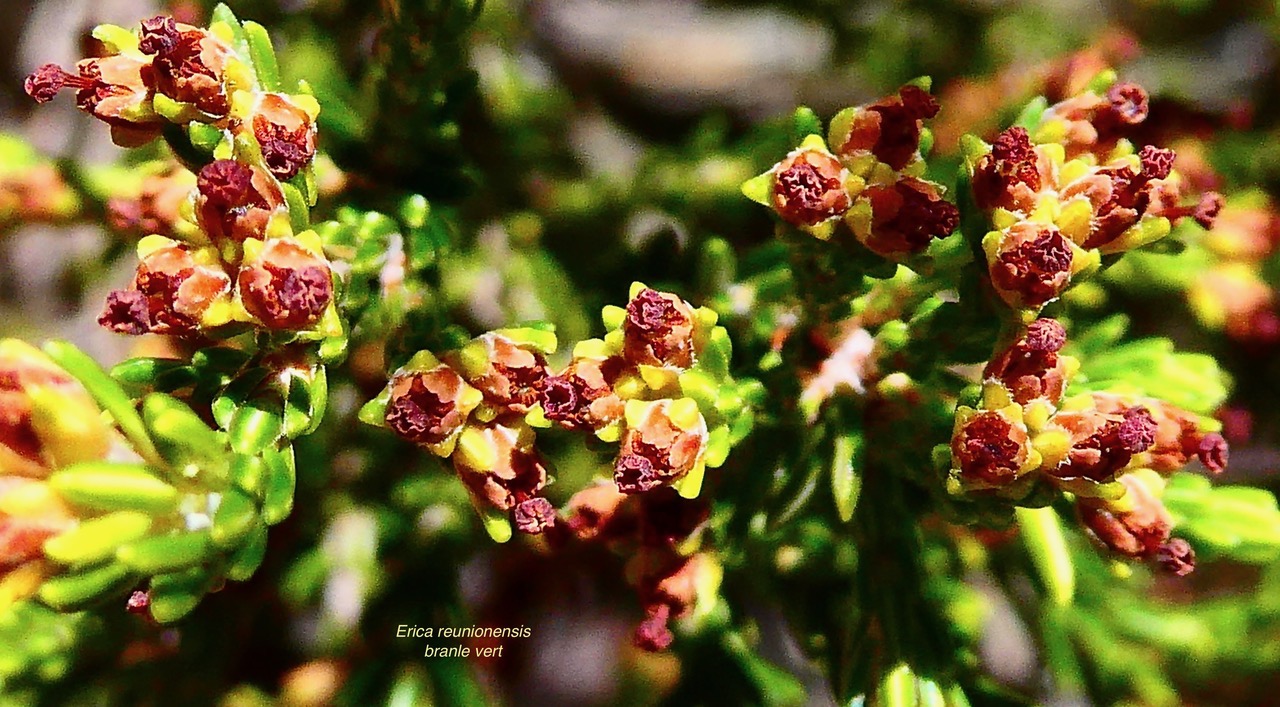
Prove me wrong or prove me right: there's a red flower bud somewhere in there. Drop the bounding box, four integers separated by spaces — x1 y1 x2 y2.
614 401 708 494
99 243 232 335
106 165 194 239
454 422 549 511
237 239 333 330
195 160 286 244
853 178 959 257
385 366 476 448
989 222 1075 307
771 150 851 228
250 94 318 180
950 409 1034 486
972 127 1049 212
138 16 233 116
622 289 697 369
833 85 940 170
1050 405 1156 482
454 333 550 413
538 356 625 431
984 318 1070 404
564 483 629 541
1078 473 1182 570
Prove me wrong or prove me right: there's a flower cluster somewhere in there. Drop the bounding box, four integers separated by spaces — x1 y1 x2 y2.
947 318 1227 572
1185 192 1280 345
362 284 757 541
742 84 959 259
25 13 337 340
966 77 1223 312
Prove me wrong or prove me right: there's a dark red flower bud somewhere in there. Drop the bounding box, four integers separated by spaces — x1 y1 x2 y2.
195 160 285 244
614 400 708 494
771 150 851 228
951 409 1033 486
251 94 318 180
139 16 232 116
1105 82 1150 126
622 289 697 369
1197 433 1228 474
972 127 1046 212
452 333 550 413
989 222 1075 308
454 423 549 511
1156 537 1196 576
538 356 625 431
385 367 477 449
1051 406 1156 482
834 86 940 170
1078 473 1174 561
1192 192 1225 229
237 239 333 330
513 497 556 535
984 318 1071 404
26 57 160 145
1138 145 1176 181
853 178 959 257
101 243 232 336
106 166 194 239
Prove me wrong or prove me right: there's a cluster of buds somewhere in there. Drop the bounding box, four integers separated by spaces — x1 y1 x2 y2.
965 75 1223 312
25 12 336 341
1 339 291 619
742 83 959 259
560 483 721 651
946 319 1227 573
363 284 757 541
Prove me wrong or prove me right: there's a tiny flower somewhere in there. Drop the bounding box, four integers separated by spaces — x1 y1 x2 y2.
452 333 551 414
986 221 1077 308
137 15 233 117
25 57 161 146
126 590 151 615
512 497 556 535
829 84 940 171
1 477 76 602
237 237 334 330
1188 264 1278 344
1077 471 1191 573
622 288 697 370
971 127 1057 213
453 420 548 511
769 145 851 232
538 355 626 431
983 318 1073 405
248 93 319 181
846 177 959 258
1099 396 1230 475
100 241 232 335
633 554 711 651
1048 405 1157 482
614 399 708 494
384 364 482 456
195 159 286 245
950 407 1038 487
1039 82 1149 151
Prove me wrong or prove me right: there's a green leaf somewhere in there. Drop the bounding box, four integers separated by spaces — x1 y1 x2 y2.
117 530 215 574
50 462 179 514
1017 506 1074 606
229 400 284 455
831 432 863 523
43 512 153 566
242 21 281 92
211 489 260 549
262 445 296 525
37 562 135 611
227 522 269 581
